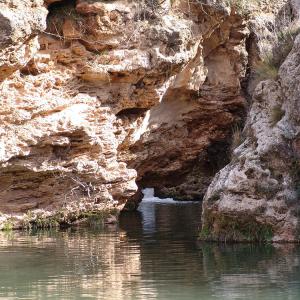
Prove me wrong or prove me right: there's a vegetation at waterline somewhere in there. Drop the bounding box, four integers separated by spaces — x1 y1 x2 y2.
199 213 274 243
0 208 119 231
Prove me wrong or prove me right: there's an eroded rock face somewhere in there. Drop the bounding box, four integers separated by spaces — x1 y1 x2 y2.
202 1 300 242
119 1 249 200
1 0 296 233
0 0 47 80
0 0 248 227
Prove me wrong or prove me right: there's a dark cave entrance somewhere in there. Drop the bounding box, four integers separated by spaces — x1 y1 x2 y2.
123 131 235 212
46 0 79 37
136 138 232 202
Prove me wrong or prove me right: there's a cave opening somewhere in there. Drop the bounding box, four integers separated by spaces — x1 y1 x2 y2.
46 0 80 37
132 137 232 205
48 0 75 9
116 108 148 118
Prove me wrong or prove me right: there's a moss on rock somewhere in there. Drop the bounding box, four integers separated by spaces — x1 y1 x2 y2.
200 213 274 243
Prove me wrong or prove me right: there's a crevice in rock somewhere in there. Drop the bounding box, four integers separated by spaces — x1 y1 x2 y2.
116 108 148 118
46 0 77 35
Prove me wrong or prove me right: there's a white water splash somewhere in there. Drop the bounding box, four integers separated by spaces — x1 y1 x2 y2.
141 188 179 203
138 188 199 234
141 188 199 204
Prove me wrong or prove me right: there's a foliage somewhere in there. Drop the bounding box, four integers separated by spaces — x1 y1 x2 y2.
199 225 210 240
256 22 300 80
225 0 259 15
270 105 285 127
230 125 244 154
20 207 119 230
255 54 279 81
273 23 300 67
2 220 13 232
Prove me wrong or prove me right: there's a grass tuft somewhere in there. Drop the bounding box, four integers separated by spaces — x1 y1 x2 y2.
255 54 279 81
255 21 300 80
270 105 285 127
230 125 244 154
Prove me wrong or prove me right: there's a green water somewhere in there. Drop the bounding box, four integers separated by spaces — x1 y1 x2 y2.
0 197 300 300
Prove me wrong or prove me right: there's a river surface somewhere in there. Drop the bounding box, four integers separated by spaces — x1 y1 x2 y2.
0 188 300 299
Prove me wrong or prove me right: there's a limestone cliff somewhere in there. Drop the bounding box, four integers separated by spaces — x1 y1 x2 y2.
0 0 248 227
0 0 299 239
202 0 300 242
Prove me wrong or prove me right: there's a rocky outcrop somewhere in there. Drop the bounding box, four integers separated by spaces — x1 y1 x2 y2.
1 0 298 237
201 0 300 242
0 0 249 227
121 1 249 200
0 0 47 80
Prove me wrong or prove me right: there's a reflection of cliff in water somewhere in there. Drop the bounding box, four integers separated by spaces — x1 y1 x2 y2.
120 188 202 239
120 200 300 300
0 229 145 300
201 244 300 300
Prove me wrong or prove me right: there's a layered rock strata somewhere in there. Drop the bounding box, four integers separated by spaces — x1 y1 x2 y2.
1 0 298 238
0 0 249 227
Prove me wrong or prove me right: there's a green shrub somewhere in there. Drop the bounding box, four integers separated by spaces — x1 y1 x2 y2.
200 214 274 242
3 220 13 232
199 226 210 240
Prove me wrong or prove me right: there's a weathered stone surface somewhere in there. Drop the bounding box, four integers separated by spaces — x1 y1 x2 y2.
119 1 249 200
202 0 300 242
0 0 48 80
1 0 298 235
2 0 234 226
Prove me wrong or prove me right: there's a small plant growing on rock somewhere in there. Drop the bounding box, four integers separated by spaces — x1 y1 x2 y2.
199 225 210 240
225 0 260 16
273 23 300 67
230 125 244 154
3 220 13 232
255 54 279 81
227 0 249 15
256 21 300 81
200 214 274 242
270 105 285 127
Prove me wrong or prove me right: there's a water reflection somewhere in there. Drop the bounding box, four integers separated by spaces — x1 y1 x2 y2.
0 228 144 300
0 192 299 300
